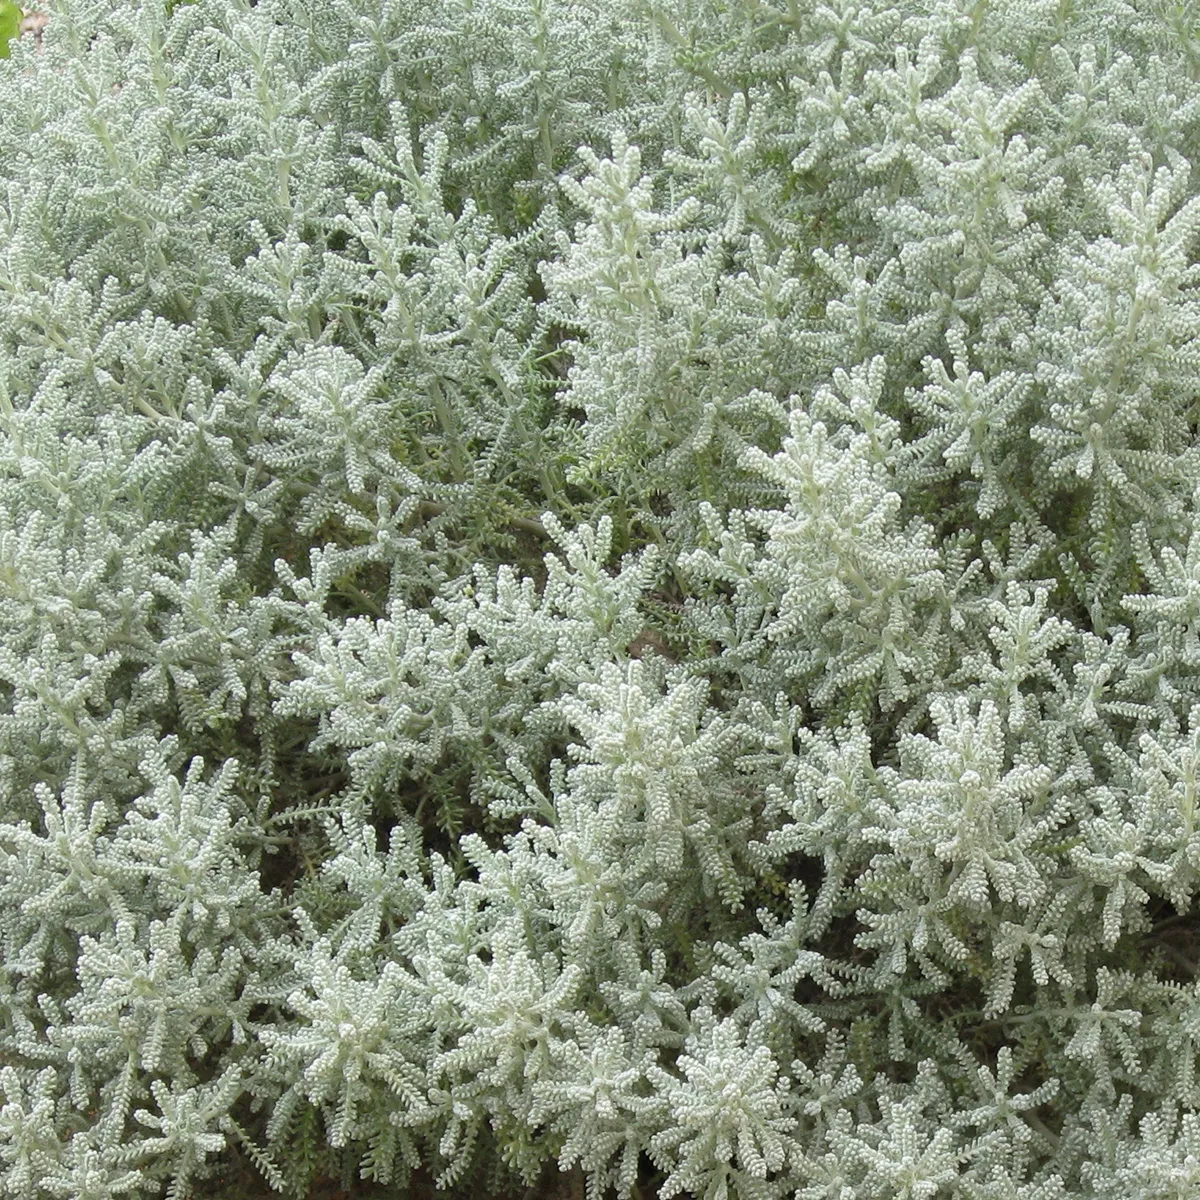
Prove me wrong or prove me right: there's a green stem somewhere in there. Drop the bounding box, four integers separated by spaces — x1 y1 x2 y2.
431 380 469 482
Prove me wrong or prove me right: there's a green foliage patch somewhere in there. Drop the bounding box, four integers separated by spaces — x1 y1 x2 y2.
0 3 20 57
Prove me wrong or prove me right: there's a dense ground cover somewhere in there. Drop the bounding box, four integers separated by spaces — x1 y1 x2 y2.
5 0 1200 1197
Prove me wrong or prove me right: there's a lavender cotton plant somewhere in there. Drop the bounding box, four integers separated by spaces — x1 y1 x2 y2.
3 0 1200 1197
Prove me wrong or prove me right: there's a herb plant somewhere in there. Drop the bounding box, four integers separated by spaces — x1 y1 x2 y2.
3 1 1200 1198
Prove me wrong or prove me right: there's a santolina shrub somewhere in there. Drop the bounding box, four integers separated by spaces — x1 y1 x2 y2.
3 0 1200 1197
